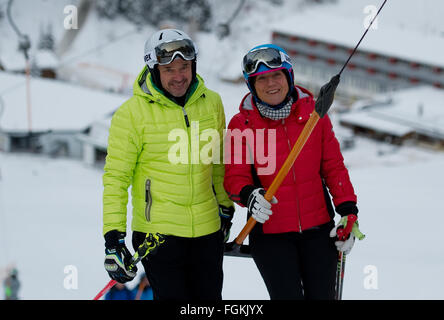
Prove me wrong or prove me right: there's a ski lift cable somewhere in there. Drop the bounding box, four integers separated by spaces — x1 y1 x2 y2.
7 0 32 132
6 0 23 37
216 0 247 39
338 0 388 75
225 0 247 25
6 0 31 59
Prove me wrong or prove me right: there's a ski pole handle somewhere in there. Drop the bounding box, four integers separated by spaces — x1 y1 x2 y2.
93 233 165 300
337 214 357 241
93 255 139 300
352 222 366 241
93 256 140 300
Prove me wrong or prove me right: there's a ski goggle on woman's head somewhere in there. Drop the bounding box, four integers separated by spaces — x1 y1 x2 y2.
147 39 197 66
242 47 292 76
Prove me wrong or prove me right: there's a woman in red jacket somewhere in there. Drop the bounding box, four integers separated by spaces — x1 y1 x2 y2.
224 44 359 300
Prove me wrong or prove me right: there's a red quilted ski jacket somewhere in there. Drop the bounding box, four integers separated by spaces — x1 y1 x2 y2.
224 85 357 234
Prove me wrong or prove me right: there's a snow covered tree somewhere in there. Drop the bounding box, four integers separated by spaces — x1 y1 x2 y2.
0 3 4 21
38 24 55 51
95 0 121 19
304 0 338 3
95 0 212 31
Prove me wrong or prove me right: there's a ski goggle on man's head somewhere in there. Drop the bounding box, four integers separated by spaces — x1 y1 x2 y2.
149 39 197 66
242 47 292 76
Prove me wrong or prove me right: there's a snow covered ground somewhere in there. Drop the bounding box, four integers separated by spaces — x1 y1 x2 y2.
1 0 444 300
1 133 444 300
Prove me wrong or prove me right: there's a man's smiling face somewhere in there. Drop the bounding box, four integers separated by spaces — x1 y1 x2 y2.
158 58 192 97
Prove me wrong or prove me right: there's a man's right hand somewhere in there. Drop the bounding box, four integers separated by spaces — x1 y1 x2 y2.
104 230 137 283
247 188 278 224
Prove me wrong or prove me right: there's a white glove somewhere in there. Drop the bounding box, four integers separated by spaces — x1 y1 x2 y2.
329 217 355 255
247 188 278 224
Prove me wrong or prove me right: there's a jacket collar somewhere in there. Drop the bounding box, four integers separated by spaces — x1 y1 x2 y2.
239 85 314 125
133 66 206 107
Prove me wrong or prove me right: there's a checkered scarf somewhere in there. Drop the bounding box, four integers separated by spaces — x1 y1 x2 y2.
255 97 294 121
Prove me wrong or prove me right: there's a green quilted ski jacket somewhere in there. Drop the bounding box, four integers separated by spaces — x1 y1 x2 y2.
103 66 233 237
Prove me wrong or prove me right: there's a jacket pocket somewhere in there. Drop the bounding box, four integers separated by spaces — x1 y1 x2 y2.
145 179 152 222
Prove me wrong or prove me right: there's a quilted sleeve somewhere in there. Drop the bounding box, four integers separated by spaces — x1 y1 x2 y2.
223 114 255 207
102 100 141 235
320 115 357 207
212 94 234 209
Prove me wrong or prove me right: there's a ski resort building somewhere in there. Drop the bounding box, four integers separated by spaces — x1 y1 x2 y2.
0 71 126 158
338 86 444 149
271 12 444 101
77 117 111 167
0 49 59 80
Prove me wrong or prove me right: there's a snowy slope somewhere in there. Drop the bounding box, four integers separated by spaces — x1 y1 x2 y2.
1 135 444 300
0 71 127 132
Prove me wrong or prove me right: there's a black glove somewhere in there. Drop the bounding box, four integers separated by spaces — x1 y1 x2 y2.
219 205 235 243
314 74 340 118
104 230 137 283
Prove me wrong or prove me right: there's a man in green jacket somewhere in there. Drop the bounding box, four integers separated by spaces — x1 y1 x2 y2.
102 29 234 300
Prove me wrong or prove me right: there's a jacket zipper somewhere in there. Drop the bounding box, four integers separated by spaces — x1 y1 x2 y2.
282 119 302 233
189 120 196 236
182 106 190 127
145 179 152 222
